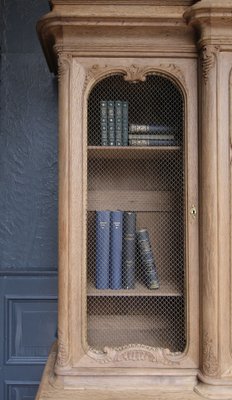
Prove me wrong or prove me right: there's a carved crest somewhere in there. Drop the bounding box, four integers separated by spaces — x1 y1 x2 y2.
124 64 147 82
88 344 180 365
200 45 219 83
202 333 219 376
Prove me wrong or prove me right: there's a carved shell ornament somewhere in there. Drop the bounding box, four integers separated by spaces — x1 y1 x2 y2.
88 344 180 365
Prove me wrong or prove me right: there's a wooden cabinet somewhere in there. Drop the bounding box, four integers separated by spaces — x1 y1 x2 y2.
36 1 232 399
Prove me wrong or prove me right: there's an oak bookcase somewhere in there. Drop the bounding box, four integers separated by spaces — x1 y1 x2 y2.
36 1 232 399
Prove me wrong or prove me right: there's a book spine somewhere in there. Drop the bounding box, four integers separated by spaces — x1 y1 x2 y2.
110 211 123 289
128 134 175 140
108 101 115 146
129 124 174 134
129 139 177 146
115 101 123 146
137 229 159 289
100 101 108 146
123 212 136 289
95 210 111 289
122 101 128 146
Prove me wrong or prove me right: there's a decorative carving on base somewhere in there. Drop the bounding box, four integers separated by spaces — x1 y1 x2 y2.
88 344 180 365
202 333 219 377
200 45 219 83
85 63 187 89
222 366 232 377
56 329 69 368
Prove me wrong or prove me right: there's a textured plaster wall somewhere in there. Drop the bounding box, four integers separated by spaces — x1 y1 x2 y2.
0 0 58 271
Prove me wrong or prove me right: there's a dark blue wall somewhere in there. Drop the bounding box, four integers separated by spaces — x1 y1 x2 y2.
0 1 58 398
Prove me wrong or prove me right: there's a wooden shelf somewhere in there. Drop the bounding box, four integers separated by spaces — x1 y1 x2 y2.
88 146 181 160
87 282 182 297
88 190 179 212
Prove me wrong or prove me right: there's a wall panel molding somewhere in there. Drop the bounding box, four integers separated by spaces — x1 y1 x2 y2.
5 296 57 365
5 381 39 400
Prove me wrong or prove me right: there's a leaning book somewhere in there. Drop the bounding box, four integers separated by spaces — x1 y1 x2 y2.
137 229 159 289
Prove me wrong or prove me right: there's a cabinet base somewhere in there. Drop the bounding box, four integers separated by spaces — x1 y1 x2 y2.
194 382 232 400
35 347 226 400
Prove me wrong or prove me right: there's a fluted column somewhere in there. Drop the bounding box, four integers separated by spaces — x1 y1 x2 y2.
185 1 232 398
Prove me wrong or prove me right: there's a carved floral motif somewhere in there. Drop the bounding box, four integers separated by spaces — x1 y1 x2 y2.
88 344 180 365
202 333 219 376
200 45 219 83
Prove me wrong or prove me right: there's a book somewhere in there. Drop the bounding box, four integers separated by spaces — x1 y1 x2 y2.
128 134 175 140
108 101 115 146
110 211 123 289
115 101 123 146
123 211 136 289
122 101 129 146
129 139 177 146
137 229 159 289
129 124 174 134
100 100 108 146
95 210 111 289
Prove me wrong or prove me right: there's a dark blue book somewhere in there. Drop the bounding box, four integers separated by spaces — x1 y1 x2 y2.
137 229 159 289
110 211 123 289
100 100 108 146
123 211 136 289
115 101 123 146
122 101 128 146
108 101 115 146
129 124 175 134
95 210 111 289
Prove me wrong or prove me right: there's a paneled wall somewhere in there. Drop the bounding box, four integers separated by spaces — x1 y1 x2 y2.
0 1 58 398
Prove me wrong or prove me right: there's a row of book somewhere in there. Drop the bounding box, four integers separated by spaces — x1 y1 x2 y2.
101 100 128 146
100 99 177 147
128 124 177 147
95 210 159 290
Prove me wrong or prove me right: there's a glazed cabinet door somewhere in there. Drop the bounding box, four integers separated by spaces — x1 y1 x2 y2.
59 57 199 373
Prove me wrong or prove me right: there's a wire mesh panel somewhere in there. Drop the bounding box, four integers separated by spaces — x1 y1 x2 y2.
87 74 185 353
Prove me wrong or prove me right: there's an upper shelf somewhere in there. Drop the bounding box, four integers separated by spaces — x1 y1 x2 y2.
88 146 181 160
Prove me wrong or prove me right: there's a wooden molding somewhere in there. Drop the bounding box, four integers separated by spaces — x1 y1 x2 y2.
85 63 187 90
87 344 180 366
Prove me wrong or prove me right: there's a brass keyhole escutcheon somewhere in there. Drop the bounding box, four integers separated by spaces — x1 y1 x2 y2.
190 206 197 217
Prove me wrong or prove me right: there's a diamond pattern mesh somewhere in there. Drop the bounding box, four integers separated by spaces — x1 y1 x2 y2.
87 74 185 353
